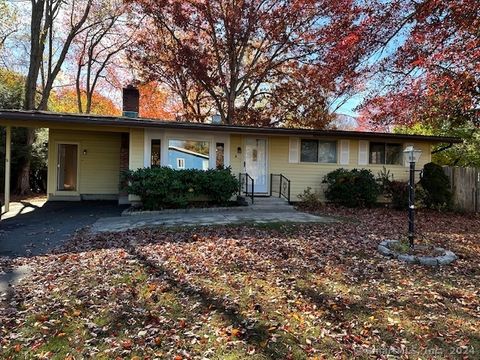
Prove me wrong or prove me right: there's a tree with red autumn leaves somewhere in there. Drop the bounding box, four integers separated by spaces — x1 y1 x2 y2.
128 0 380 126
358 0 480 165
360 0 479 130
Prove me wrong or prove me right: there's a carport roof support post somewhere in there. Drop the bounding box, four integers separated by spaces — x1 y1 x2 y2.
4 125 11 213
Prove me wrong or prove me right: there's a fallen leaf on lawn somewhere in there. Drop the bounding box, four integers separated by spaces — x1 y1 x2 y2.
122 339 133 350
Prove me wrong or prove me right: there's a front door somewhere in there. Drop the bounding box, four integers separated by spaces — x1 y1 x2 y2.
57 143 78 192
245 137 267 193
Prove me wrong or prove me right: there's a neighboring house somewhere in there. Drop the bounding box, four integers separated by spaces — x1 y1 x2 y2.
167 145 209 170
0 88 461 208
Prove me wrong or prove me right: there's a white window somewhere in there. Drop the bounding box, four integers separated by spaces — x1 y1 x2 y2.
369 142 402 165
150 139 161 167
177 158 185 169
168 139 210 170
202 160 209 170
300 139 337 163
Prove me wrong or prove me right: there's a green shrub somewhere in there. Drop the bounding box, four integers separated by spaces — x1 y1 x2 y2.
323 168 380 207
297 187 322 210
420 162 453 210
376 166 394 194
389 181 409 210
122 167 239 210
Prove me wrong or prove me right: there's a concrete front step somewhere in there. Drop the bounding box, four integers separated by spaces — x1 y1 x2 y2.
249 196 293 211
252 200 290 205
252 196 289 203
249 206 295 212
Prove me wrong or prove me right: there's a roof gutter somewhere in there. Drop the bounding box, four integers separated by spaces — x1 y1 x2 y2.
431 142 455 154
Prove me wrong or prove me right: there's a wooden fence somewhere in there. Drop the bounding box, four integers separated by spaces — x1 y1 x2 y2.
443 166 480 212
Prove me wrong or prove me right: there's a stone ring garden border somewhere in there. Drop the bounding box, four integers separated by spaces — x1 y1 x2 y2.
378 240 457 266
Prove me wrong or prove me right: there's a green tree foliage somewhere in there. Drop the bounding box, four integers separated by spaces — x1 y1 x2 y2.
0 68 48 193
0 68 23 108
395 123 480 168
323 168 380 208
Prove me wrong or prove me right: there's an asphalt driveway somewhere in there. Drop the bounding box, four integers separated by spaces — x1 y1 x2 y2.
0 200 126 257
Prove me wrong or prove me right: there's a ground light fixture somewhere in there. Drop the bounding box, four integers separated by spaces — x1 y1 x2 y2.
403 146 422 247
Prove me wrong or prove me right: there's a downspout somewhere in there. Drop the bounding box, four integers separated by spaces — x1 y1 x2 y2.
431 142 454 155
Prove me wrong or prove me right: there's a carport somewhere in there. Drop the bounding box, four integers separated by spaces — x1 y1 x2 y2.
0 111 135 210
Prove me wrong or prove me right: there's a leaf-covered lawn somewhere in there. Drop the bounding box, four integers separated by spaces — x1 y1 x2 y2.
1 207 479 359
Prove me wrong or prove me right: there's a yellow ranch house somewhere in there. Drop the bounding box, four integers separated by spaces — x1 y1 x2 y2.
0 88 461 210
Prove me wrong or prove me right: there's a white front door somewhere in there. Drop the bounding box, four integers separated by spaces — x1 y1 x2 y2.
245 137 267 193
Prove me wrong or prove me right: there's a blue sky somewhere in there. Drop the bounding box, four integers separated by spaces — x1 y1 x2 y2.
334 95 364 117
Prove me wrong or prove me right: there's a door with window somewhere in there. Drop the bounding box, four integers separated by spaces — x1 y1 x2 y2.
57 143 78 192
245 137 267 193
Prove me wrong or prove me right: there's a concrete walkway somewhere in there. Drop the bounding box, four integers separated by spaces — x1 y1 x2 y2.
91 208 337 233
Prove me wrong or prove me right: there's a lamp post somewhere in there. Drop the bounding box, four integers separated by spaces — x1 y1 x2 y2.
403 146 422 248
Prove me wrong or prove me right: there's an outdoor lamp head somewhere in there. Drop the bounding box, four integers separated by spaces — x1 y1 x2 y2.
403 146 422 164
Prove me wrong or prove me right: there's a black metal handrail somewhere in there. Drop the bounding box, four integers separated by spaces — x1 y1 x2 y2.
270 174 291 203
238 173 254 204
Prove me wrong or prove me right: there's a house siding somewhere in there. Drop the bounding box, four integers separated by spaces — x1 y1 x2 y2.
45 128 433 203
128 128 145 203
229 134 243 175
47 129 121 198
168 148 208 170
267 136 431 201
129 128 144 170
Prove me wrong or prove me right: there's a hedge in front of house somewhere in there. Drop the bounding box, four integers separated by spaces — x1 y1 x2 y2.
420 162 453 210
388 180 410 210
323 168 380 207
122 167 239 210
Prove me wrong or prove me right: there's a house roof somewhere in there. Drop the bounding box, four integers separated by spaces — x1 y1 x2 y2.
168 145 209 159
0 109 462 143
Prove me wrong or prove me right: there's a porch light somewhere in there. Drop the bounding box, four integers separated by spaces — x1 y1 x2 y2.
403 146 422 164
403 146 422 248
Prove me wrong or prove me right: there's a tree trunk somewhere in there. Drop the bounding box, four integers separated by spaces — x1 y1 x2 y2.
18 0 46 194
15 128 35 195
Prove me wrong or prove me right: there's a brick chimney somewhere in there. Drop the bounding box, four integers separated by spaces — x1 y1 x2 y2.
122 84 140 118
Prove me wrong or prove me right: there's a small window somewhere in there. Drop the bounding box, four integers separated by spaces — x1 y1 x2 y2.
300 139 337 163
151 139 161 167
177 158 185 169
369 142 385 164
301 140 318 162
202 160 209 170
318 141 337 163
216 142 225 169
386 143 402 165
369 142 402 165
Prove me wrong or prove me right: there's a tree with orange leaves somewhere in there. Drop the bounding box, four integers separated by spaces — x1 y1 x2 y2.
49 88 120 116
138 82 176 120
